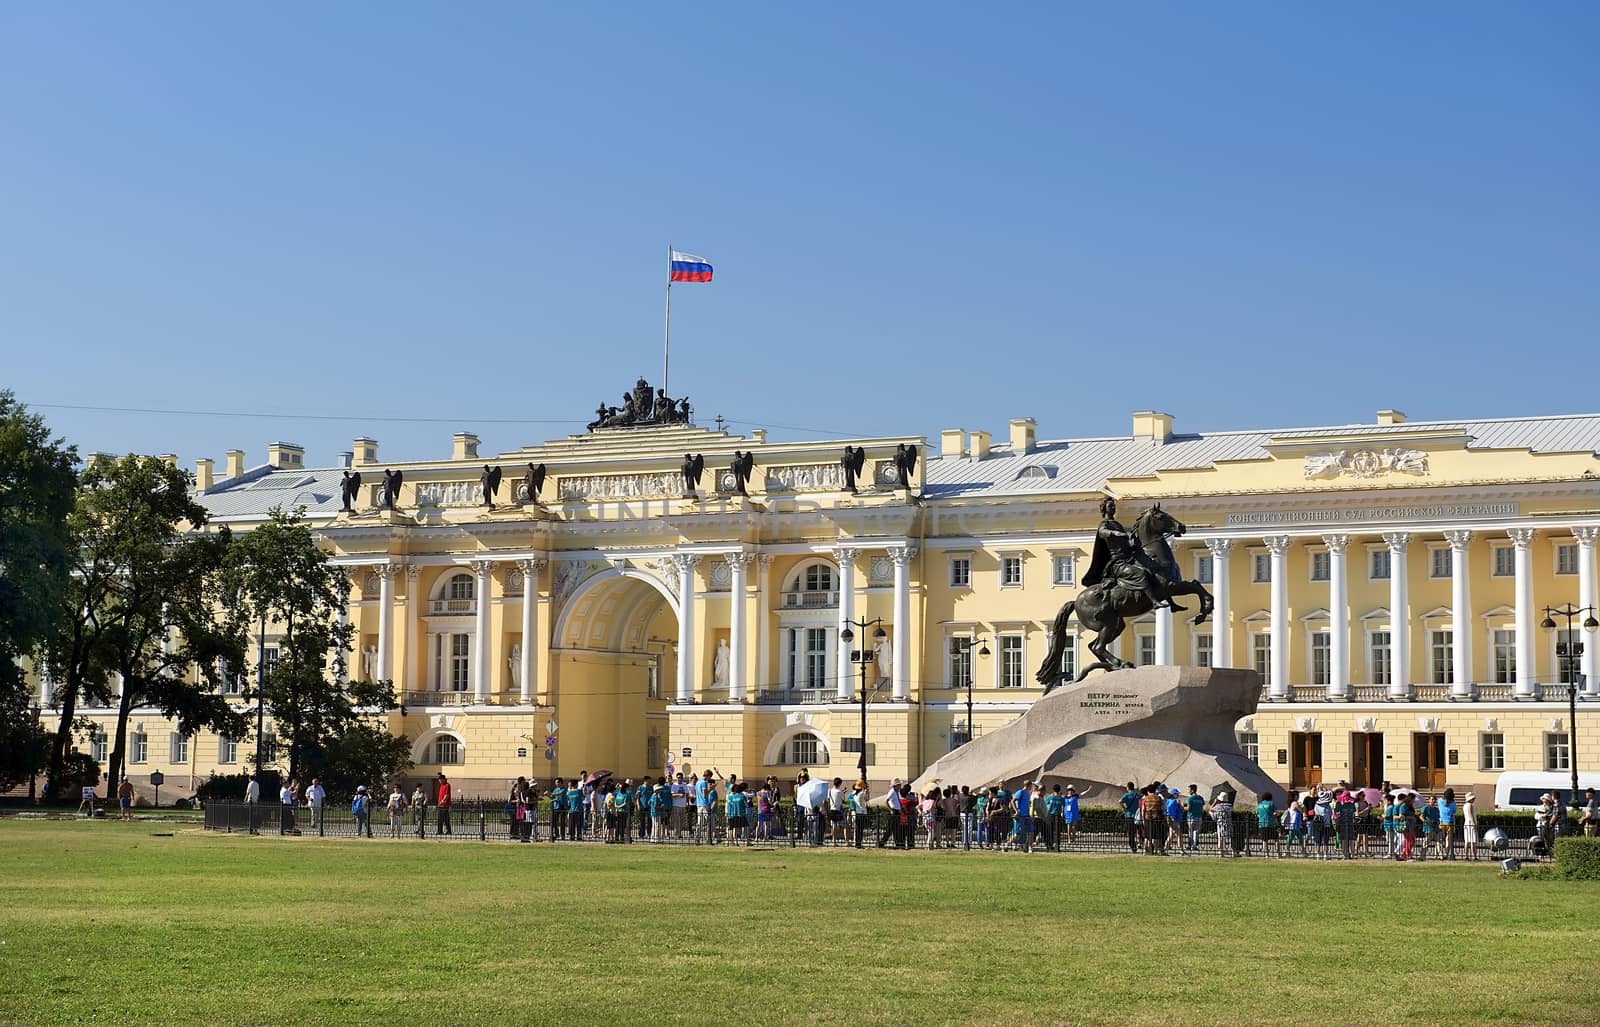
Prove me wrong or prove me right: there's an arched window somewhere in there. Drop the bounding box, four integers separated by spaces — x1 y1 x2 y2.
447 574 475 602
783 561 839 609
431 735 464 765
781 732 823 766
803 565 834 592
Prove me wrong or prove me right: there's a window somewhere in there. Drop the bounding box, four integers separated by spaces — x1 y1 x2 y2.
1309 551 1330 582
447 573 475 602
220 658 243 695
947 635 973 689
948 725 970 750
1369 631 1392 686
130 730 148 764
1556 629 1581 684
1252 633 1271 685
1051 554 1075 587
432 735 463 764
1195 553 1213 585
783 732 821 766
949 556 971 589
840 737 864 753
646 663 661 699
1430 630 1453 684
1430 547 1451 579
803 564 835 593
170 732 188 764
783 628 832 690
1000 555 1023 588
261 645 280 681
1310 631 1330 685
1479 732 1505 771
1492 546 1513 577
1492 629 1516 684
1058 632 1078 684
1195 633 1213 669
1236 731 1260 764
1252 553 1270 583
1137 633 1156 667
1556 543 1578 576
646 735 662 769
1369 549 1390 580
89 727 107 764
450 633 470 691
1546 733 1570 772
257 734 278 765
219 735 238 764
998 634 1024 687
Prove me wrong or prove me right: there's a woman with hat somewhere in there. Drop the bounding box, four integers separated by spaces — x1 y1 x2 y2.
1461 792 1479 860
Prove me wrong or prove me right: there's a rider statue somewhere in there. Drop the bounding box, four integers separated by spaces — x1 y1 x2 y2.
1081 496 1185 613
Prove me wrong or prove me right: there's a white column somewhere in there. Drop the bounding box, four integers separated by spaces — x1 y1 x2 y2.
402 564 419 691
727 551 750 702
1154 606 1173 666
1324 535 1350 700
39 664 53 707
471 560 494 702
673 553 700 702
1578 527 1599 699
1444 530 1474 700
1510 528 1538 700
1382 533 1411 700
891 545 916 700
516 558 544 704
376 562 397 682
756 555 773 699
1206 539 1233 669
1265 536 1290 699
833 547 859 699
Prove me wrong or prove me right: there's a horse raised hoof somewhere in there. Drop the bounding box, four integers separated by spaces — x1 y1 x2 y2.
1190 613 1209 626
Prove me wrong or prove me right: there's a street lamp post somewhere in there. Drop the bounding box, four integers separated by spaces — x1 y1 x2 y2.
840 619 886 785
1541 603 1598 804
963 635 991 750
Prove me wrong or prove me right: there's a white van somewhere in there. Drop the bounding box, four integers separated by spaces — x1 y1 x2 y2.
1493 772 1600 810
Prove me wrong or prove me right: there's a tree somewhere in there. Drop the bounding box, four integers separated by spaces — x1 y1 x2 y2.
0 392 77 795
45 455 249 798
229 507 410 788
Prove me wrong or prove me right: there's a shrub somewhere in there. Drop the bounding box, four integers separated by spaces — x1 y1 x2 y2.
1551 837 1600 880
195 770 281 802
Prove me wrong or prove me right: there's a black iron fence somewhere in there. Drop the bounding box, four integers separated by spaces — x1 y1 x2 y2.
201 801 1554 860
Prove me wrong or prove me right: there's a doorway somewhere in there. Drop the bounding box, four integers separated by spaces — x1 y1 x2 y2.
1412 732 1446 790
1290 732 1323 790
1350 732 1384 790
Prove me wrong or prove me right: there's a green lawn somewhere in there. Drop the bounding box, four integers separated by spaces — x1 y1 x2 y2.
0 821 1595 1026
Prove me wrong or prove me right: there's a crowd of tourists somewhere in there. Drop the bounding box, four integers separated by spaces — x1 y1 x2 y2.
239 770 1599 859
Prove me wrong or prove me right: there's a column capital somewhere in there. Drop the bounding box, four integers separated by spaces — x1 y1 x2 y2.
671 552 702 574
375 561 405 581
515 556 549 574
1574 526 1599 546
724 550 753 571
1204 538 1235 557
1320 534 1350 554
888 545 918 566
469 558 496 576
1443 529 1474 550
1381 531 1411 552
1508 527 1538 549
830 546 860 565
1262 535 1291 556
757 553 775 568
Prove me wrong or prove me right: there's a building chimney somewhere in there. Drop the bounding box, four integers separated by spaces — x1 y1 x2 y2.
969 430 991 460
195 458 215 492
158 453 178 469
940 429 966 458
353 437 379 466
453 432 480 461
1009 418 1037 454
1377 409 1407 426
338 451 354 469
266 442 305 469
1132 411 1175 445
225 450 245 479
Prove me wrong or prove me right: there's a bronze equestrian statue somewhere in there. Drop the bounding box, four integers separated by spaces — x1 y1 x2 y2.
1035 497 1213 692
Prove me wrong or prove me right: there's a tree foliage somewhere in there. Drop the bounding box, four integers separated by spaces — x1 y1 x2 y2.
0 392 76 792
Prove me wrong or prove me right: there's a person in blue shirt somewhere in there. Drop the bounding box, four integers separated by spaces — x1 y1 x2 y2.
1163 789 1185 856
1013 783 1034 853
1044 785 1067 851
1062 785 1081 846
724 783 748 845
1120 782 1141 853
1437 788 1458 860
566 780 585 841
549 778 566 843
1185 785 1207 853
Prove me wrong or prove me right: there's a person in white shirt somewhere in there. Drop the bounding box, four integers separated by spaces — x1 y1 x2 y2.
307 778 327 834
670 773 689 837
244 775 261 835
827 778 847 846
279 778 298 834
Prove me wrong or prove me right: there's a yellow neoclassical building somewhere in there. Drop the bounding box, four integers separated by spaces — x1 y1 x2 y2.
40 397 1600 802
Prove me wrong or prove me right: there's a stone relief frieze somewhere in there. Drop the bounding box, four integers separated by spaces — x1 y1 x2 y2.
1303 448 1428 480
415 481 482 507
764 463 847 492
558 472 683 501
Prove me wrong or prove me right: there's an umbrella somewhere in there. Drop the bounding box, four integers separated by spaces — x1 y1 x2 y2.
1361 787 1385 807
794 778 830 809
586 770 613 786
1390 787 1421 800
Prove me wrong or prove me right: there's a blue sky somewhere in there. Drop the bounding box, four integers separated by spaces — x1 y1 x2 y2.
3 4 1596 469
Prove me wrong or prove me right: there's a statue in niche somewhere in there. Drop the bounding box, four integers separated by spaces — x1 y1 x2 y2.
361 645 378 681
875 635 893 684
340 470 362 512
681 453 705 497
712 639 730 687
381 469 404 510
480 464 503 508
508 642 522 691
841 446 867 494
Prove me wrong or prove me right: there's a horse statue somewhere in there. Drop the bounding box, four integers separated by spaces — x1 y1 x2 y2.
1035 502 1213 692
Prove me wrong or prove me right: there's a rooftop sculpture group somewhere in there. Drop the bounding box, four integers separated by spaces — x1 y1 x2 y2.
588 377 692 431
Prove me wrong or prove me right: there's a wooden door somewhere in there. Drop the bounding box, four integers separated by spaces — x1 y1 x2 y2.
1291 732 1323 790
1412 733 1446 790
1350 732 1384 789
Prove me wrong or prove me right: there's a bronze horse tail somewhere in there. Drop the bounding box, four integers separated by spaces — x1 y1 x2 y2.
1034 599 1076 692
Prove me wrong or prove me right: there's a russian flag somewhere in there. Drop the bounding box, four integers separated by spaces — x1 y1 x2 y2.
670 250 713 283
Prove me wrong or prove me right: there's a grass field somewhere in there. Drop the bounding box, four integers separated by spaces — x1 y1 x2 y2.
1 821 1596 1026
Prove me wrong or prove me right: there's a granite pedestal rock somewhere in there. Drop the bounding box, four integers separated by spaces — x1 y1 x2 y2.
912 666 1274 805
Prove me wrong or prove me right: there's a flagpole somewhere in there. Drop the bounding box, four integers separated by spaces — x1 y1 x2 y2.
662 244 672 398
